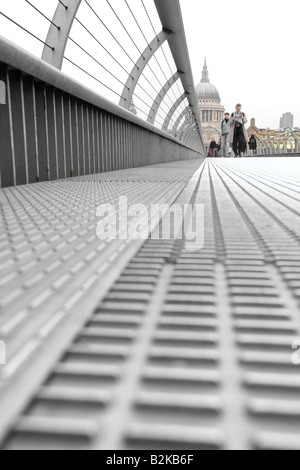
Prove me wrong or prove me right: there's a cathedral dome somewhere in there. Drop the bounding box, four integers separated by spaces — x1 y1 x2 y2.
195 59 220 101
195 82 220 100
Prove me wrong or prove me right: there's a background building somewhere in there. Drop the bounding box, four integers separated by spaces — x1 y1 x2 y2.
280 112 294 129
247 118 300 153
247 118 300 140
195 59 224 153
247 118 278 141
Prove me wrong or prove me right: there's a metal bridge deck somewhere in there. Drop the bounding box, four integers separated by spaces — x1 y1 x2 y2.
0 156 300 450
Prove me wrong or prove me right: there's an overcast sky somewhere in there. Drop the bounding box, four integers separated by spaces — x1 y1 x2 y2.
0 0 299 130
181 0 300 129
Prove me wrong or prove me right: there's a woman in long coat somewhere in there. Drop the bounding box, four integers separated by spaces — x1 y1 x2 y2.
229 104 248 157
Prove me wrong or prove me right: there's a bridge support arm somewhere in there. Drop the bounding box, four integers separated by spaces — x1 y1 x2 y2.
119 29 172 110
42 0 82 69
173 106 191 132
147 71 183 124
162 92 188 132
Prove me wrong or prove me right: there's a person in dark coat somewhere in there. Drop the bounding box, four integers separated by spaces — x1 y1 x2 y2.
209 139 218 158
229 104 248 157
249 134 257 156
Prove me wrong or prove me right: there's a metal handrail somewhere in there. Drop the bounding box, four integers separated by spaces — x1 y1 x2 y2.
41 0 204 151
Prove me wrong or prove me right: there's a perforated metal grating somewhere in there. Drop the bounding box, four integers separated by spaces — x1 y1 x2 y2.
1 157 300 450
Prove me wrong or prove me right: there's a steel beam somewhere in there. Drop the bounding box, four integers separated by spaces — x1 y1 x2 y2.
186 127 197 145
0 79 6 104
263 143 269 155
178 116 193 139
185 124 197 144
119 29 172 110
270 142 276 154
147 71 183 124
274 139 282 154
163 92 188 132
294 135 300 153
42 0 82 69
287 134 297 153
173 106 190 132
154 0 204 150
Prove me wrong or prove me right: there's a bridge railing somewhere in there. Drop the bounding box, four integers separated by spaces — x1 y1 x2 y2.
256 130 300 156
0 0 204 188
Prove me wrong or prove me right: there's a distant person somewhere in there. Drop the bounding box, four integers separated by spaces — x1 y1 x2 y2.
229 104 248 157
209 139 217 158
249 134 257 156
220 112 230 157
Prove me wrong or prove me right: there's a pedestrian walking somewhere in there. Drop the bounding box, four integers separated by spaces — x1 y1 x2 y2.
209 139 218 158
229 104 248 157
249 134 257 156
220 112 230 157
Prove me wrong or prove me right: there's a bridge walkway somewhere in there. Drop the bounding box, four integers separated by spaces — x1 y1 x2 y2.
0 156 300 450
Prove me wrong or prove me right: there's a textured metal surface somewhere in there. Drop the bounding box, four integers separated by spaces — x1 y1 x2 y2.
0 157 300 450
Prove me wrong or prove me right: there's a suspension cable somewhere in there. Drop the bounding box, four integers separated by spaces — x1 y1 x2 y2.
106 0 169 98
74 17 134 77
125 0 149 47
0 12 54 50
68 37 128 88
74 12 171 118
82 0 172 114
106 0 145 58
84 0 137 68
25 0 60 29
64 57 122 98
